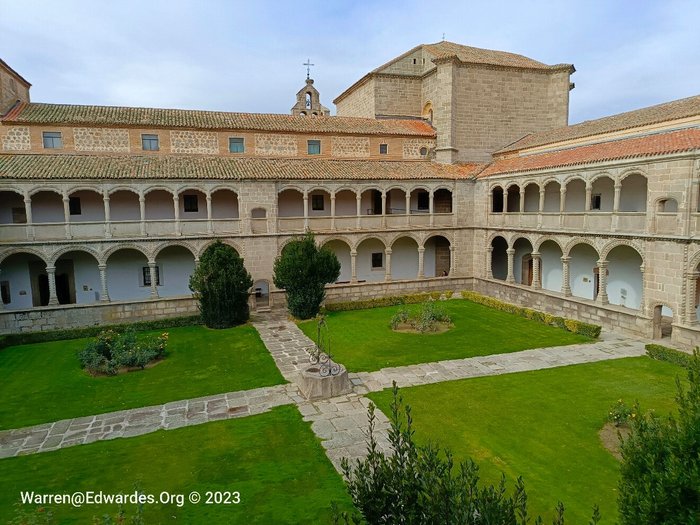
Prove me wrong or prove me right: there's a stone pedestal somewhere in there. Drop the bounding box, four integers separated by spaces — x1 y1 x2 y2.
299 366 352 400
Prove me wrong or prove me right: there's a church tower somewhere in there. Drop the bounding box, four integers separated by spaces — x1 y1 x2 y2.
291 74 330 117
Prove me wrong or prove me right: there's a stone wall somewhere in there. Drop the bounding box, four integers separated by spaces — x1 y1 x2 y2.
254 133 298 156
1 126 30 151
335 78 375 118
373 76 422 117
74 128 130 152
0 64 30 115
0 297 198 334
331 136 370 158
170 130 219 154
403 138 435 159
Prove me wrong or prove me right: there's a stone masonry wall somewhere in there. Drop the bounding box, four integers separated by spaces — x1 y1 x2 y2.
254 133 298 156
170 130 219 154
403 138 435 159
335 78 375 118
373 76 422 117
331 136 370 158
1 126 30 151
74 128 130 152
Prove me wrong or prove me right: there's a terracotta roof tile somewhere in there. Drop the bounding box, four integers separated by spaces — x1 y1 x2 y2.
0 155 479 181
2 103 436 137
479 128 700 178
498 95 700 153
423 41 570 71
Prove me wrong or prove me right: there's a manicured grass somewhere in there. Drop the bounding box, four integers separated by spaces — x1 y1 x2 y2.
368 357 682 524
0 405 353 523
0 325 285 430
299 300 591 372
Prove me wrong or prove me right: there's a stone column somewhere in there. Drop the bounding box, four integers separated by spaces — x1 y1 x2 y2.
429 189 435 227
418 246 425 278
103 191 112 238
486 246 493 279
638 264 647 316
355 194 362 229
532 251 541 289
384 248 392 281
506 248 515 283
685 271 699 325
449 245 456 275
381 191 387 229
46 265 59 305
303 191 309 230
613 183 622 212
24 195 34 240
62 195 72 239
519 188 525 214
559 187 567 228
584 182 592 231
148 261 159 298
173 194 181 236
350 250 357 283
139 195 146 236
596 260 609 304
98 264 110 302
405 192 411 227
537 189 545 229
561 256 572 296
206 193 213 234
330 195 336 230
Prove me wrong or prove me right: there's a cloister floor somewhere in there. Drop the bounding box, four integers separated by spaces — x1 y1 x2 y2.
298 299 592 372
0 325 284 430
368 357 682 524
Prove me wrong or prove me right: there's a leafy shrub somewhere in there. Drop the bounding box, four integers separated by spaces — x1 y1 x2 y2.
389 307 410 329
645 343 692 368
607 399 636 427
335 383 600 524
618 348 700 524
326 291 448 312
273 233 340 319
189 241 253 328
389 301 452 333
78 328 168 376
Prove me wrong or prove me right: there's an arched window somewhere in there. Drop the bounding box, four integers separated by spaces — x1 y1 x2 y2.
305 92 312 109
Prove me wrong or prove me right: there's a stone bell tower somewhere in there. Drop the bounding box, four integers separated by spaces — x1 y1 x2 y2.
291 59 330 117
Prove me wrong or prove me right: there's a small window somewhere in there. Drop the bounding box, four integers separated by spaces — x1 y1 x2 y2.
1 281 10 304
11 207 26 224
371 252 383 269
417 191 429 210
229 137 244 153
379 143 388 155
69 197 81 215
591 194 602 210
142 134 159 151
42 131 62 149
307 139 321 155
419 146 428 156
183 194 199 212
142 266 161 287
311 194 324 211
412 58 417 64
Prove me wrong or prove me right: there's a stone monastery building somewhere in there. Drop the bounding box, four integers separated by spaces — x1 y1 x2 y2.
0 42 699 349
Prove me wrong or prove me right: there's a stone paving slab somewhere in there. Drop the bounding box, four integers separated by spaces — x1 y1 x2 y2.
0 383 298 459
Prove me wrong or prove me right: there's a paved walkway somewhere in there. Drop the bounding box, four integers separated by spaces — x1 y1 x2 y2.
0 311 647 474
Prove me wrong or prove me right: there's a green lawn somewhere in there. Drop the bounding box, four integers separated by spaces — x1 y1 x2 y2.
0 405 352 523
299 300 591 372
368 357 682 524
0 325 284 430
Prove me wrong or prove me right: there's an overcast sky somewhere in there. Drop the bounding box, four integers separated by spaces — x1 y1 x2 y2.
1 0 698 124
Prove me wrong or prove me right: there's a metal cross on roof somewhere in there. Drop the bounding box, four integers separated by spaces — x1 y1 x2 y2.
303 58 314 80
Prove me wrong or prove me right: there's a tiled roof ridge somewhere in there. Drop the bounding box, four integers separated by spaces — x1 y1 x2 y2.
2 102 436 137
498 94 700 154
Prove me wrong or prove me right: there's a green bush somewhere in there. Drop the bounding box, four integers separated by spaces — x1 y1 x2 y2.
618 349 700 524
189 241 253 329
607 399 636 427
78 327 168 376
645 343 693 368
273 233 340 319
326 291 446 312
0 316 200 350
335 382 600 524
390 301 452 333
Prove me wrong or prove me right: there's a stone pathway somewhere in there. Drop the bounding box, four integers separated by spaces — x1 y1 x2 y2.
0 313 648 475
0 383 299 459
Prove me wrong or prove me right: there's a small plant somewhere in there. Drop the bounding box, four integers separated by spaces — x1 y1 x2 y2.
78 327 168 376
389 301 452 333
607 399 636 427
389 307 410 329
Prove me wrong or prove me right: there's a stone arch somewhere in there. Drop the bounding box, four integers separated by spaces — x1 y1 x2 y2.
0 247 49 265
534 236 564 253
103 243 152 262
542 179 562 212
209 184 240 195
277 184 306 194
388 235 420 280
197 239 244 259
142 185 176 196
28 186 63 197
567 242 601 301
107 186 141 196
423 230 455 247
424 235 451 277
506 184 521 212
688 249 700 271
654 196 679 213
513 237 535 285
490 235 508 280
353 234 387 251
486 231 512 249
619 172 648 212
563 237 600 258
355 235 388 282
563 177 587 212
66 184 104 195
538 239 564 293
599 239 645 264
0 189 27 225
491 184 504 213
152 240 197 260
306 184 334 194
605 244 644 310
589 171 615 184
319 235 354 249
387 232 420 248
332 185 358 196
619 166 649 181
422 101 433 121
49 245 101 266
251 278 272 309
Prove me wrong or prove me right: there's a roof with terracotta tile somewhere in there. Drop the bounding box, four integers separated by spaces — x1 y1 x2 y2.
0 154 480 181
498 95 700 153
1 103 436 137
479 128 700 178
422 41 571 71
